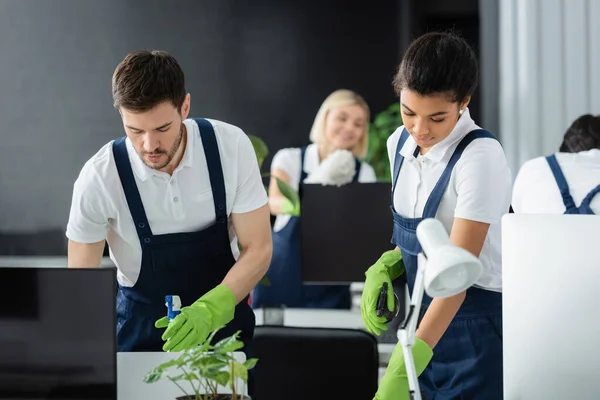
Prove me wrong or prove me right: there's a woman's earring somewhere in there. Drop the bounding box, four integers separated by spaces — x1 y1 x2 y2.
459 109 465 116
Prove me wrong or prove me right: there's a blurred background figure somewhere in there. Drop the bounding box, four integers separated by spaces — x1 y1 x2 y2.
512 114 600 215
251 89 376 310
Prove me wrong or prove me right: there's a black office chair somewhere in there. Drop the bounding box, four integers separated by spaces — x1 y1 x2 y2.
252 325 379 399
47 383 116 399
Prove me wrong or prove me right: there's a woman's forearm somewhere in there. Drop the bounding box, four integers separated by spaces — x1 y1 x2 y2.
416 291 466 349
414 218 489 349
268 194 286 215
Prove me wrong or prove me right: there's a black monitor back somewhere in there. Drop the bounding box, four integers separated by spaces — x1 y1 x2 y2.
299 182 397 283
0 267 117 399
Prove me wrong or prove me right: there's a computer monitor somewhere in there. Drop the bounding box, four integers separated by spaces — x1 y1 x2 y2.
0 267 117 399
299 182 396 283
502 214 600 399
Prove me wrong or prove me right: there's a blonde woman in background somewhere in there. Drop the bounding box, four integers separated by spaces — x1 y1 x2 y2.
251 89 377 309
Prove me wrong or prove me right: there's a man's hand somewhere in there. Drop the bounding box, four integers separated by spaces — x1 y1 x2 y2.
374 337 433 400
155 284 236 352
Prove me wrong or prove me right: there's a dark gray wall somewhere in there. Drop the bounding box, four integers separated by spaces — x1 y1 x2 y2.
0 1 399 242
479 0 500 138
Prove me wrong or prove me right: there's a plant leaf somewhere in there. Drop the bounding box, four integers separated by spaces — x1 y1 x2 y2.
192 356 228 376
197 327 223 353
275 177 300 215
212 371 231 387
374 113 393 128
143 368 164 383
243 358 259 370
213 332 245 354
230 361 248 383
248 135 269 170
365 102 403 183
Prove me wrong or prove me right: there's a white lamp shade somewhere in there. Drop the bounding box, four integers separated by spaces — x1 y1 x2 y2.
423 246 483 297
416 218 483 298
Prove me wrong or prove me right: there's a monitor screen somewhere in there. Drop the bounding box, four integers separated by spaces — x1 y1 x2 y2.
0 267 117 400
299 182 396 283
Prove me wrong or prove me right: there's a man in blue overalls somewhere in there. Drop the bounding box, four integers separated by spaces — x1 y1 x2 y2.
512 113 600 215
66 50 272 395
544 154 600 214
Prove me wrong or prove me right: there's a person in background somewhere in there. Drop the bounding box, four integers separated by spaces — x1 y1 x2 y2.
361 32 512 399
251 89 377 310
65 49 272 381
512 114 600 214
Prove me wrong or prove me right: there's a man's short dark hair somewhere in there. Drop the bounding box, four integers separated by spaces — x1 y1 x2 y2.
560 114 600 153
112 50 186 112
393 31 478 104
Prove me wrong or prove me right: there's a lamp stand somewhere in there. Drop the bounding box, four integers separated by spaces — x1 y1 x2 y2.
397 253 427 400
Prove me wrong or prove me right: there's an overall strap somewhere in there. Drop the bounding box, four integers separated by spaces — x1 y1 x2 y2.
299 146 308 183
391 129 418 203
545 154 577 212
579 184 600 213
422 129 497 218
112 138 153 243
194 118 228 223
352 158 362 182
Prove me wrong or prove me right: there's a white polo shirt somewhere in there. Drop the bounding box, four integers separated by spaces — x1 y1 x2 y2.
512 149 600 214
387 109 512 292
66 118 268 287
270 143 377 232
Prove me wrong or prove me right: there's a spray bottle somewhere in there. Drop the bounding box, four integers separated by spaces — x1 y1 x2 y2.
165 295 182 321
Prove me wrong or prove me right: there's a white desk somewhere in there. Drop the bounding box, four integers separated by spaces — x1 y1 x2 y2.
117 351 248 400
254 307 365 329
0 256 115 268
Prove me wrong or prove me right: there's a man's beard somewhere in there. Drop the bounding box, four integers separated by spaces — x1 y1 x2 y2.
142 123 184 170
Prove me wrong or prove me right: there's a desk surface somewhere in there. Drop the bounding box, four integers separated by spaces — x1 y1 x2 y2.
117 351 248 399
254 307 365 329
0 256 115 268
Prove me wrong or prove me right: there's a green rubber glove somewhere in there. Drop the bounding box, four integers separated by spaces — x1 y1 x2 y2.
361 250 405 335
280 197 300 216
374 337 433 400
155 284 236 352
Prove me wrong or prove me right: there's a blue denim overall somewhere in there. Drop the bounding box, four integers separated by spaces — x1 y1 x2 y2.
113 119 256 389
545 154 600 215
251 146 361 309
391 129 504 399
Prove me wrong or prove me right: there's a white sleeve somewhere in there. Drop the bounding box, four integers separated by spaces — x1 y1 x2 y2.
270 147 302 192
386 126 405 176
231 133 269 214
358 162 377 183
65 163 111 243
511 160 534 213
453 140 513 224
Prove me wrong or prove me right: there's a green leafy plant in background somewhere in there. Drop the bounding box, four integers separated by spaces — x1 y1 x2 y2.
248 135 300 214
365 102 403 182
144 328 257 400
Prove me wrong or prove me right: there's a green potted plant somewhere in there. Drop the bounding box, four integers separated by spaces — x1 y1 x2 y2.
365 102 403 182
144 328 257 400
